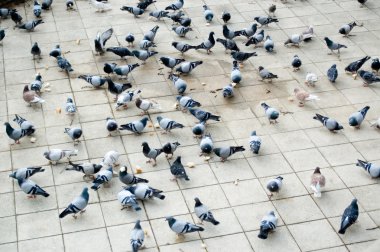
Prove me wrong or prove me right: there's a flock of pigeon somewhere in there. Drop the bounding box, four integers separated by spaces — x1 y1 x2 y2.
1 0 380 250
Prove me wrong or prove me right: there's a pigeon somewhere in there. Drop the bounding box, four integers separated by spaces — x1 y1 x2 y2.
170 11 185 23
59 187 89 218
268 4 276 17
17 179 49 198
41 0 53 10
106 79 132 99
165 0 184 11
18 20 44 31
0 8 12 18
176 96 201 111
143 25 159 42
57 56 73 72
171 42 196 54
102 150 120 167
162 142 180 159
172 26 192 37
223 84 234 98
149 10 169 21
245 30 265 47
327 64 338 82
135 98 160 115
139 39 156 51
324 37 347 54
254 16 279 26
261 102 279 124
104 63 117 75
132 50 158 64
358 0 367 8
302 25 315 42
216 38 240 53
160 57 185 71
176 61 203 74
33 1 42 18
339 21 358 37
370 118 380 129
358 70 380 86
192 121 206 137
142 142 163 166
165 216 204 235
170 156 189 180
30 73 43 93
236 23 258 39
91 167 113 191
194 197 219 225
349 106 370 128
263 36 274 52
177 16 192 27
371 58 380 73
313 113 343 132
310 167 326 198
66 0 74 10
231 51 257 64
120 6 144 17
119 117 149 134
284 34 303 47
114 64 140 78
168 74 187 94
117 189 141 211
157 116 184 133
31 42 41 60
223 25 241 40
119 166 148 185
294 88 319 107
125 33 135 46
90 0 112 12
13 114 35 136
64 127 82 144
258 211 278 239
203 5 214 23
66 161 103 179
4 123 28 144
189 108 220 122
195 32 215 54
338 199 359 234
345 56 371 76
137 0 156 10
10 10 22 26
106 117 118 135
9 167 44 180
221 10 231 23
356 160 380 178
305 72 318 87
266 176 283 197
131 220 145 252
48 46 60 60
23 85 45 105
213 146 245 162
231 61 242 84
249 131 261 154
200 133 213 154
106 47 133 59
291 55 302 71
65 97 76 115
259 66 278 82
94 28 113 54
43 149 78 164
125 183 165 200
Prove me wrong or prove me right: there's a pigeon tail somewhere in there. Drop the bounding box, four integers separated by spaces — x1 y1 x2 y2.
59 207 73 218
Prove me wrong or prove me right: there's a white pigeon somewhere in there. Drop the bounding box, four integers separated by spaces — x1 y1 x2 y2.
305 72 318 87
89 0 112 12
370 118 380 129
102 150 120 167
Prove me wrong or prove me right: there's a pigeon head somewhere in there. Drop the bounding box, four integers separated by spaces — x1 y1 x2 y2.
254 17 259 22
194 197 202 206
106 117 112 121
165 216 174 222
156 116 163 123
203 5 208 10
268 211 275 216
251 131 257 136
67 97 73 103
43 151 49 158
175 96 182 102
313 167 321 174
173 142 180 147
332 64 337 68
276 176 283 181
134 220 142 229
258 66 264 71
23 85 29 92
107 167 113 172
141 142 148 147
351 199 358 205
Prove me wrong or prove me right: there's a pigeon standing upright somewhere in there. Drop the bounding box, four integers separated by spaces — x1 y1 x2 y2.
64 127 82 144
338 199 359 234
356 160 380 178
9 167 44 180
10 10 22 26
142 142 163 166
130 220 145 252
249 131 261 154
221 10 231 23
17 179 49 198
91 167 113 190
310 167 326 198
213 146 245 162
200 133 213 154
59 187 89 218
194 197 220 225
66 0 74 10
162 142 180 159
327 64 338 83
195 32 215 54
324 37 347 54
261 103 279 124
268 4 276 17
119 166 148 185
291 55 302 71
119 117 149 134
263 36 274 52
223 25 241 40
31 42 41 60
106 117 118 136
4 122 28 144
258 211 278 239
125 33 135 46
231 61 242 84
94 28 113 54
170 156 189 181
371 58 380 73
30 73 43 93
203 5 214 23
143 25 159 43
349 106 370 128
33 1 42 18
65 97 76 115
313 113 343 132
13 114 35 136
339 21 358 37
266 176 283 198
168 74 187 94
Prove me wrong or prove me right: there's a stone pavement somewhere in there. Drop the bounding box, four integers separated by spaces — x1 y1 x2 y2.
1 0 380 251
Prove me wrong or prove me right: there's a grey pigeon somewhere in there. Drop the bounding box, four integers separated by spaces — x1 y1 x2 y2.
356 159 380 178
168 74 187 94
59 187 89 218
0 8 12 18
266 176 283 197
192 121 206 137
371 58 380 73
231 61 242 83
349 106 370 128
259 66 278 81
18 19 44 31
94 28 113 54
157 116 184 133
119 117 149 134
172 25 192 37
176 16 191 27
57 56 73 72
165 216 204 235
139 39 156 50
245 30 264 47
324 37 347 54
78 75 106 88
170 156 189 180
216 38 240 52
65 97 76 114
194 197 220 225
345 56 371 75
114 63 140 78
125 33 135 46
119 166 148 185
142 142 163 166
203 5 213 23
176 96 201 111
49 44 61 58
106 117 118 135
189 108 220 122
66 0 74 10
160 57 185 71
258 211 278 239
358 70 380 86
195 32 215 54
249 131 261 154
18 178 49 198
200 133 213 154
313 113 343 132
116 90 141 110
120 6 144 17
106 78 132 99
9 167 44 180
165 0 184 11
254 16 278 26
131 220 144 252
31 42 41 60
338 199 359 234
223 25 241 40
30 73 43 93
66 161 103 179
41 0 53 10
117 189 141 211
339 21 358 36
284 34 303 46
231 51 257 64
261 102 279 123
213 146 245 161
236 23 257 39
10 9 22 26
162 142 180 159
13 114 35 136
125 183 165 200
106 47 133 59
143 25 159 42
221 10 231 23
264 35 274 52
91 167 113 191
132 50 158 64
291 55 302 71
327 64 338 82
64 127 82 143
149 10 169 21
33 1 42 18
223 84 234 98
171 41 196 54
43 149 78 164
137 0 156 10
4 122 28 144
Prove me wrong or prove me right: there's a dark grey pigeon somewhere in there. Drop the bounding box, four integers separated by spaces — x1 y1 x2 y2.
345 56 371 74
170 156 189 180
106 78 132 99
106 117 118 135
338 199 359 234
358 70 380 86
142 142 163 166
231 51 257 64
31 42 41 60
327 64 338 82
106 47 133 59
162 142 180 159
